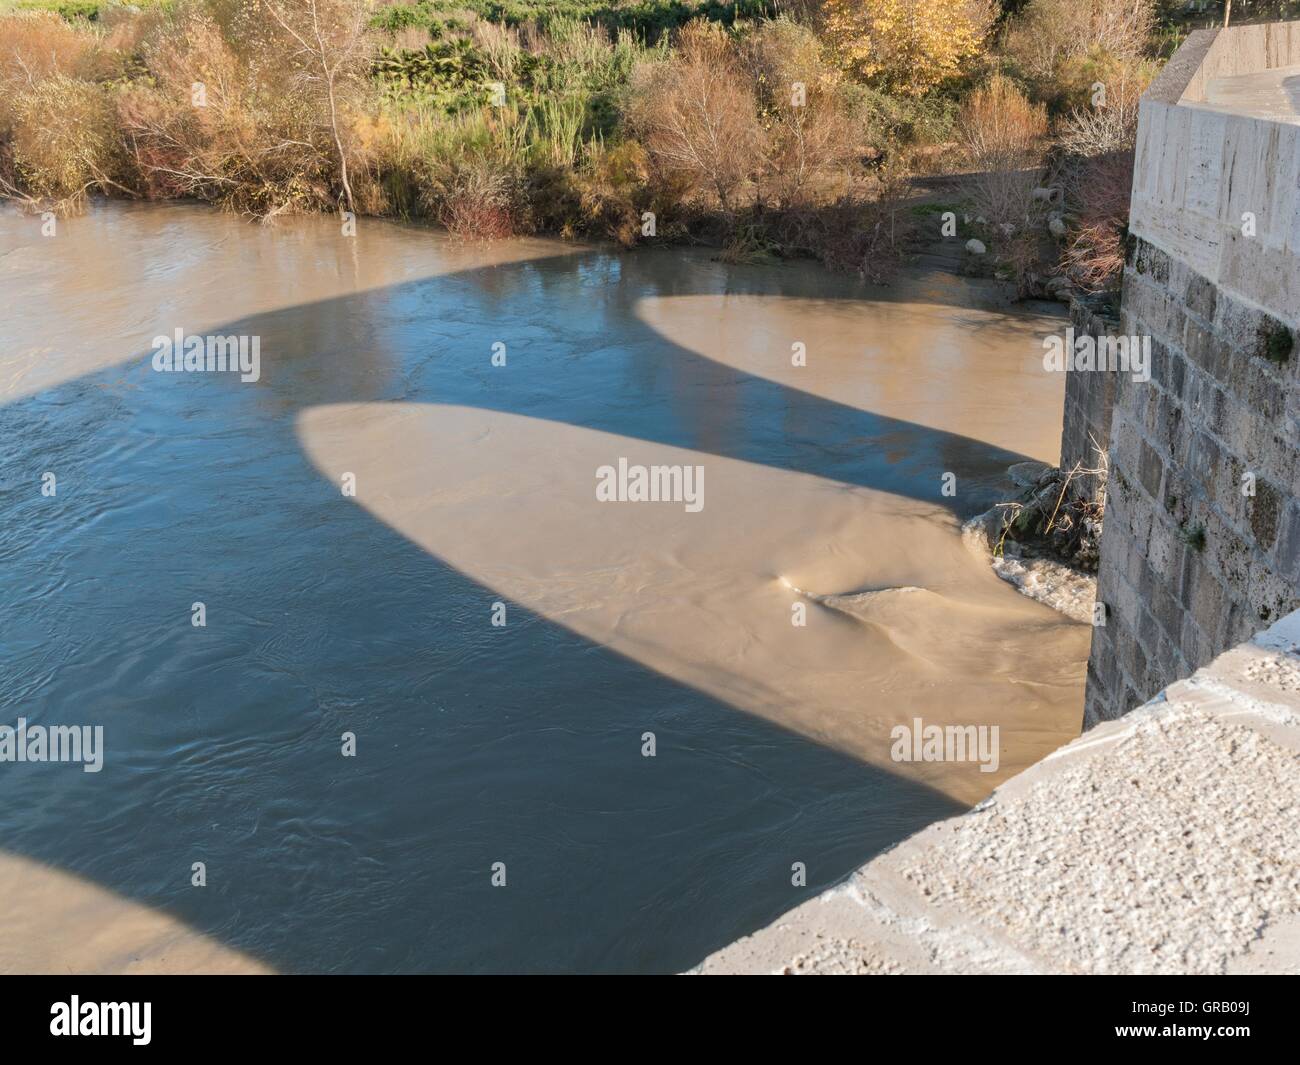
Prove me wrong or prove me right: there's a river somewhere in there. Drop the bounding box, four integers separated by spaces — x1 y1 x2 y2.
0 202 1088 973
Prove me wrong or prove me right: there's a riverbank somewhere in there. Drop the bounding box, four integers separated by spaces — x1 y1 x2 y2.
0 4 915 278
694 608 1300 974
0 0 1171 290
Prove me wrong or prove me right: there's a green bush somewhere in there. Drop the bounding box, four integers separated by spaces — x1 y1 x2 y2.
9 0 103 19
5 0 172 21
368 0 778 42
854 86 958 156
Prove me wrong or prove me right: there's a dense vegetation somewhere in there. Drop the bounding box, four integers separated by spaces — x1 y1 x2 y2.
0 0 1256 290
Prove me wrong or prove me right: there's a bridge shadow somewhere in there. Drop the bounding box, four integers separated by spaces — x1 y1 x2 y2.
0 210 1065 973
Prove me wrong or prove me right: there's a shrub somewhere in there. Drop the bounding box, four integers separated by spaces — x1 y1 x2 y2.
1003 0 1156 102
254 0 375 213
625 20 762 212
8 0 103 22
576 138 695 245
6 75 121 203
742 16 862 209
98 0 378 217
118 6 343 215
762 164 914 281
0 0 924 274
1055 64 1153 291
958 74 1049 290
1050 48 1160 114
0 10 97 84
1054 69 1147 162
1058 154 1132 291
436 154 523 237
413 107 532 237
959 73 1047 225
373 36 493 111
0 12 125 206
856 87 958 160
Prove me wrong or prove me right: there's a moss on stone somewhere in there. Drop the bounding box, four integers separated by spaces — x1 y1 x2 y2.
1257 319 1294 365
1178 522 1206 551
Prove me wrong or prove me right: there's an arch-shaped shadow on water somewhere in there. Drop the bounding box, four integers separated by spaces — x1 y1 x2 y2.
0 212 1065 973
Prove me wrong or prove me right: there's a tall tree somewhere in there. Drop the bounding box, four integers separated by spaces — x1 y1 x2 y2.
822 0 997 96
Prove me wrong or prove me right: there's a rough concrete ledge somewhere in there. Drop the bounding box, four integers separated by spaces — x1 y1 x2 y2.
692 609 1300 975
1129 21 1300 330
1149 27 1218 104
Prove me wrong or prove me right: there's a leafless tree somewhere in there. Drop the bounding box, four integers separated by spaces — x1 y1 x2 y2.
259 0 371 216
626 21 763 213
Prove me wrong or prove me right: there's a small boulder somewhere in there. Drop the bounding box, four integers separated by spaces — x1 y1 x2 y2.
1008 460 1053 488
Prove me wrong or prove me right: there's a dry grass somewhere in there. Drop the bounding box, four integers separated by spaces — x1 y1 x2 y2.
0 10 95 83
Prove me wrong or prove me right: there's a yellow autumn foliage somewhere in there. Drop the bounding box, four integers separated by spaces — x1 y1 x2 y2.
822 0 996 96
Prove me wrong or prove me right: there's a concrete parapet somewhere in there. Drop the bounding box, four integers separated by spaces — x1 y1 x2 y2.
694 610 1300 974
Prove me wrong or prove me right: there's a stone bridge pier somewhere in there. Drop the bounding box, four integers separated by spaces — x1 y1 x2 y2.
1075 22 1300 727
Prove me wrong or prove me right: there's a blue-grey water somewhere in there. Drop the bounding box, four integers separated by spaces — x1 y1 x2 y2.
0 203 1084 973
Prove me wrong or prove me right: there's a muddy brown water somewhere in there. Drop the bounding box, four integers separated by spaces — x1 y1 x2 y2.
0 202 1087 973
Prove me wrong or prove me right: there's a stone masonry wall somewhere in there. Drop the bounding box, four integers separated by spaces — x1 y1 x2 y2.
1059 296 1119 505
1080 22 1300 727
1082 237 1300 727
